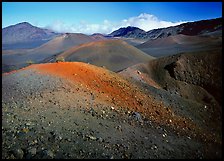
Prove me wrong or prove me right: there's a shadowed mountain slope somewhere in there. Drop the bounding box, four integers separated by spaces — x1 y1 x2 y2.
2 22 59 50
108 17 222 40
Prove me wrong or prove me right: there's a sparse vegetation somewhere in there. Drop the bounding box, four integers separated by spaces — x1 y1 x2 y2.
56 57 65 63
26 60 34 65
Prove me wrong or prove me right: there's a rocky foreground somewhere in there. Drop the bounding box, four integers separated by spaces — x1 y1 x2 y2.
2 62 222 159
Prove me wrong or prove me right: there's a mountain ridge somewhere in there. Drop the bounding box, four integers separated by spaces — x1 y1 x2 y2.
108 17 222 39
2 22 60 49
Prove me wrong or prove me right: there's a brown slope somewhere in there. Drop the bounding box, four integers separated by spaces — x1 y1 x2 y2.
119 37 147 46
119 48 222 110
16 62 218 143
2 61 221 159
4 33 98 57
4 61 175 128
119 49 222 143
57 39 155 72
2 61 193 132
90 33 108 41
30 33 98 55
151 49 222 106
2 33 104 73
136 34 222 57
138 34 219 48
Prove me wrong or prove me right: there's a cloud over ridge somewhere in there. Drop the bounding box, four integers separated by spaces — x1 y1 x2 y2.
46 13 186 34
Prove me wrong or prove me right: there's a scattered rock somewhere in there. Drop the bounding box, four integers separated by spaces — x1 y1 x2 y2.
28 147 37 156
22 128 29 133
133 112 143 122
12 148 24 159
162 133 167 138
25 122 34 126
89 108 96 117
151 144 158 150
66 138 72 142
98 137 104 143
87 135 97 140
187 136 191 140
137 70 141 75
116 125 122 131
42 149 54 159
55 135 63 141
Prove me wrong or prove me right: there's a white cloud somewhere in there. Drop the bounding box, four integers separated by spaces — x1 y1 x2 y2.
119 13 186 32
46 13 186 34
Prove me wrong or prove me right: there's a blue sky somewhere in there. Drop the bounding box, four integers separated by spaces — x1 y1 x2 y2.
2 2 222 34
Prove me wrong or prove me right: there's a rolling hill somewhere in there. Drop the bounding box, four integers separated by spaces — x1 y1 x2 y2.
136 33 222 57
2 33 108 73
56 39 155 72
31 33 100 55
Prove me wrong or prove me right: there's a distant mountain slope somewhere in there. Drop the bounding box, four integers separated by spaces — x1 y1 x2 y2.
2 22 60 49
145 17 222 39
108 26 146 38
108 17 222 40
136 33 222 57
2 33 106 73
90 33 108 40
57 39 155 72
141 34 211 46
32 33 99 55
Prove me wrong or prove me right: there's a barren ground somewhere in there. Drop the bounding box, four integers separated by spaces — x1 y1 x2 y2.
2 61 222 159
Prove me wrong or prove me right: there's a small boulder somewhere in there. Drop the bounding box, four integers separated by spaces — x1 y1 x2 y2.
137 70 141 75
133 112 143 122
28 147 37 156
12 148 24 159
42 149 54 159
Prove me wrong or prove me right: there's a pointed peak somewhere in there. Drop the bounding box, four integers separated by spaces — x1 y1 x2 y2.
17 22 33 26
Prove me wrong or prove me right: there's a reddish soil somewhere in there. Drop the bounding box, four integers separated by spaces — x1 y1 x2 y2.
25 62 217 143
2 61 221 159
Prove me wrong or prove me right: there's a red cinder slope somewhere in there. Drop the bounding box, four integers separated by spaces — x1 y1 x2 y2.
24 62 215 143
